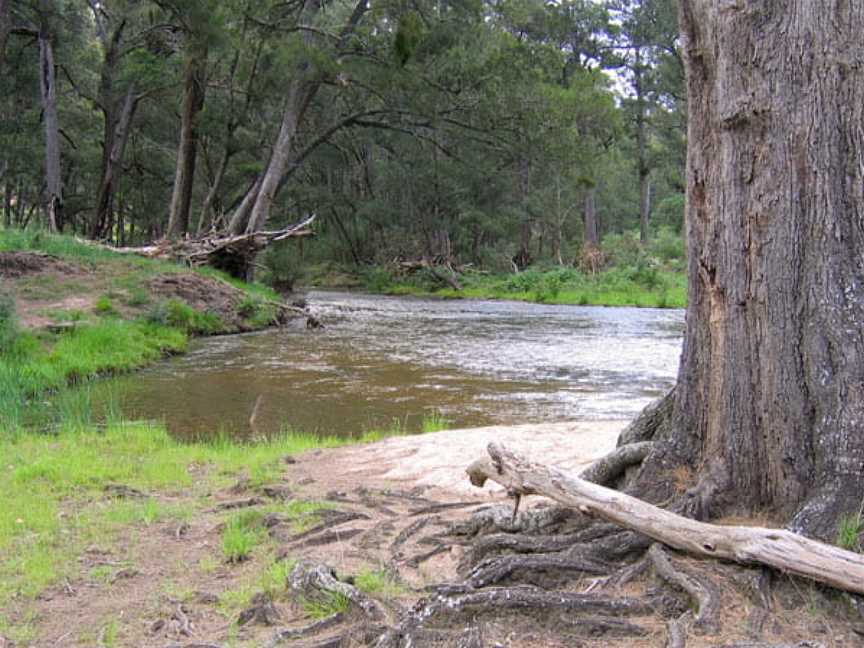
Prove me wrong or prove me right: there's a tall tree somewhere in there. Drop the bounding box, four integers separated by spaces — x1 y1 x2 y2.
36 0 62 232
634 0 864 541
166 0 214 239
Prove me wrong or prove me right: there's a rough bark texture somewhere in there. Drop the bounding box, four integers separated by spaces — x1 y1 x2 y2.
641 0 864 540
468 444 864 596
167 42 207 239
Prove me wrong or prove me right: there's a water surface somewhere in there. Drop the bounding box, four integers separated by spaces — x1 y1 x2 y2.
100 291 684 439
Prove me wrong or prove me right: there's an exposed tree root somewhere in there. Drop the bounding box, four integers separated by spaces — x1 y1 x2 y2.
467 443 864 595
238 592 282 627
374 585 656 648
556 614 649 638
293 527 365 548
289 561 386 622
665 611 691 648
648 544 720 633
264 613 344 648
465 551 610 588
579 441 654 487
447 503 576 537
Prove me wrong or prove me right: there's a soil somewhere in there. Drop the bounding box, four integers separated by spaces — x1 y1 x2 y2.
0 251 293 334
4 423 863 647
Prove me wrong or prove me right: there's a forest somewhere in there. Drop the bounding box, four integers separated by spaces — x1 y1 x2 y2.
0 0 684 280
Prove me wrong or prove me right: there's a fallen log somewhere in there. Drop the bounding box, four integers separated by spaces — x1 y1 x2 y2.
466 443 864 595
85 214 316 279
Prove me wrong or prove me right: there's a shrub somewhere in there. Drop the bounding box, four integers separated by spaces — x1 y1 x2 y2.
362 267 393 293
94 295 118 316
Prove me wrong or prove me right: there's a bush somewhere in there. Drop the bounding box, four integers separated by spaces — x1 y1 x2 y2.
649 227 685 263
362 267 393 292
262 242 301 293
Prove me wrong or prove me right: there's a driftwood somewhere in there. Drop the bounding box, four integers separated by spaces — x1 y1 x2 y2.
466 443 864 595
91 214 316 279
396 257 463 291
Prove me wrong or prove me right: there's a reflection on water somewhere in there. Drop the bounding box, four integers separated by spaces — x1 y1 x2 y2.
96 291 684 439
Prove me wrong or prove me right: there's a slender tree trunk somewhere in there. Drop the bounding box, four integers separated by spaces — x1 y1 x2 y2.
167 43 207 239
244 80 317 234
514 155 532 270
642 0 864 541
634 48 650 245
583 187 599 248
38 27 62 233
94 86 138 239
196 143 231 234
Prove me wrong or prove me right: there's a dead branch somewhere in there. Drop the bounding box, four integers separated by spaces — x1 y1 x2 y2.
466 443 864 596
85 214 316 278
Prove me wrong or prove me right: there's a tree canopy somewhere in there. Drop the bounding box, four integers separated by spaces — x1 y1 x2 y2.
0 0 684 270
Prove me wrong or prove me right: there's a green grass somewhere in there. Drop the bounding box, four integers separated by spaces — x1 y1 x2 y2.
0 421 387 623
354 568 406 598
836 507 864 552
221 510 265 563
421 411 449 433
301 590 351 619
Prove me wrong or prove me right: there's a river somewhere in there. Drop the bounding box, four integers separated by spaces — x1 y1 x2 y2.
99 291 685 440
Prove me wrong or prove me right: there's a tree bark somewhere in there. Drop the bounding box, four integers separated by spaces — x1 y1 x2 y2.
244 79 317 234
468 444 864 596
647 1 864 540
38 22 62 233
167 42 207 239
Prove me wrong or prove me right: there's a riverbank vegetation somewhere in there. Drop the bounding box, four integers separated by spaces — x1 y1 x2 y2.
354 228 687 308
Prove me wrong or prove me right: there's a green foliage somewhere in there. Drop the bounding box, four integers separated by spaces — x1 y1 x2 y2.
362 267 393 293
261 241 301 293
94 295 118 316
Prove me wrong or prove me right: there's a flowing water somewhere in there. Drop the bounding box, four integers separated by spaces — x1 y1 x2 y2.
98 291 685 440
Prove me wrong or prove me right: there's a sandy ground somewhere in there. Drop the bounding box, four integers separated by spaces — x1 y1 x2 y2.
300 421 623 498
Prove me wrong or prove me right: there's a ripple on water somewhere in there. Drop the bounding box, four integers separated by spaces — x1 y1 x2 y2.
94 291 684 440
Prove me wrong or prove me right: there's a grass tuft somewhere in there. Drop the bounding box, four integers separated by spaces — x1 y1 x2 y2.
221 510 265 563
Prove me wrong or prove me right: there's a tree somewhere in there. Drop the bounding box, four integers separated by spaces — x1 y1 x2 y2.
625 0 864 542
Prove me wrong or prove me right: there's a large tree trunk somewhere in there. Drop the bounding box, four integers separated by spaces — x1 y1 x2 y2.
167 43 207 239
643 1 864 541
38 24 62 233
